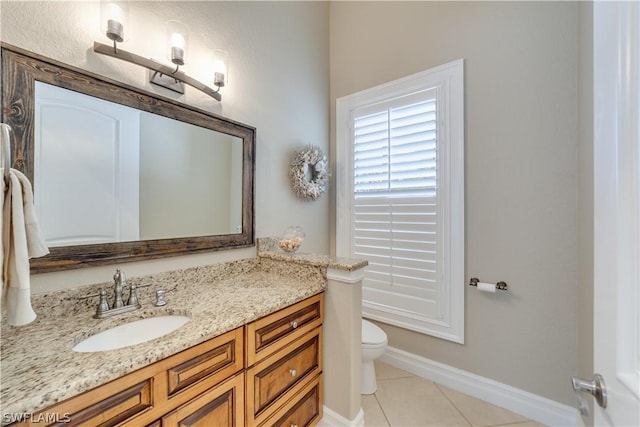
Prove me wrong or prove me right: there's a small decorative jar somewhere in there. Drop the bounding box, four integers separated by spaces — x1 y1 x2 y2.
278 226 305 253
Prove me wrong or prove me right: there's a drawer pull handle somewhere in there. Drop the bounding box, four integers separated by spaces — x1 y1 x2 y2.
291 424 298 427
289 369 297 377
291 321 298 329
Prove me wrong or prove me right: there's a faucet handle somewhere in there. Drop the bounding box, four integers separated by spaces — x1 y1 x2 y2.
126 284 141 308
96 290 110 316
79 290 110 318
155 289 167 307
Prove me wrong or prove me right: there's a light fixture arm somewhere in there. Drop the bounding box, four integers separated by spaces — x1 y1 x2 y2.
93 41 222 101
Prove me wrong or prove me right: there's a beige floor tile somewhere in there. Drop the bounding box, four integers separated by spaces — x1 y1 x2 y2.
374 377 471 426
437 385 529 427
375 361 415 380
493 421 547 427
362 394 390 427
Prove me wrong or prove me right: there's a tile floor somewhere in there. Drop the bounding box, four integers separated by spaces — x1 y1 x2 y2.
362 362 548 427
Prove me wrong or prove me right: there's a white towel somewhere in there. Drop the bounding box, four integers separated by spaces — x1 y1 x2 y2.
1 168 49 326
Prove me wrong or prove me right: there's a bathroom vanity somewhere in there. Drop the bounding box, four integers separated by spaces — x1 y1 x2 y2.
0 250 368 427
14 294 323 427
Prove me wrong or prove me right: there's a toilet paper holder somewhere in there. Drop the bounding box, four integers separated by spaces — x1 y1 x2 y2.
469 277 508 291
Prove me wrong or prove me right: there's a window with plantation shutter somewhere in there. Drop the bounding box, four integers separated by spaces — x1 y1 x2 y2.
336 60 465 343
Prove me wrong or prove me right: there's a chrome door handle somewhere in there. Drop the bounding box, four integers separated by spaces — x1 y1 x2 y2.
572 374 607 409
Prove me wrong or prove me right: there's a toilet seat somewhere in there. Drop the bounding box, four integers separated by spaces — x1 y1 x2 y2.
362 319 387 345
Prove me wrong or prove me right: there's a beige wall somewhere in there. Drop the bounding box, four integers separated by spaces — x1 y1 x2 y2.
330 1 579 405
1 1 330 292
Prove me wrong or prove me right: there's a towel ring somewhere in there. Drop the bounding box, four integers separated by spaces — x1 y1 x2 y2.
1 123 12 182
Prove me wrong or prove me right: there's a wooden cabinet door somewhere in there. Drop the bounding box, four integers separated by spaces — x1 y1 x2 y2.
161 374 244 427
262 375 322 427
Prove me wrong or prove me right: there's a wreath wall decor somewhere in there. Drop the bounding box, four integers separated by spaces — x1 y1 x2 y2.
289 145 329 201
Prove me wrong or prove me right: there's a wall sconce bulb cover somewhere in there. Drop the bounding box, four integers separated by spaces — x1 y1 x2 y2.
171 47 185 66
211 49 228 89
166 21 189 66
101 1 129 43
214 72 225 88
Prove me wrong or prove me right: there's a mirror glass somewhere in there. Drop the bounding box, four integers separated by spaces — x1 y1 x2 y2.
35 82 243 247
1 44 255 273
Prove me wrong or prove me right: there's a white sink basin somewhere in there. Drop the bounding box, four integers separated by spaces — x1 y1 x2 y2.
72 315 191 352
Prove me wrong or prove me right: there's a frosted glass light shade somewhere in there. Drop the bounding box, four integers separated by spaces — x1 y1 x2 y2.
100 0 129 43
212 49 228 88
166 20 189 66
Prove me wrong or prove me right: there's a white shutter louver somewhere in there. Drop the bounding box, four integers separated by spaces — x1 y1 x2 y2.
354 94 438 197
353 90 442 320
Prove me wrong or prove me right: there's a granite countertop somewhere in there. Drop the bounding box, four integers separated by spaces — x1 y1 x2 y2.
0 256 332 419
258 251 368 271
257 237 369 271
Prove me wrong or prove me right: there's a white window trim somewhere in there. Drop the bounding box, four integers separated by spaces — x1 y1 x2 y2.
336 59 465 343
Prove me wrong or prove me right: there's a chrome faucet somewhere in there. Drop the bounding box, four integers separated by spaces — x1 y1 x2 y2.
113 268 126 308
85 269 146 319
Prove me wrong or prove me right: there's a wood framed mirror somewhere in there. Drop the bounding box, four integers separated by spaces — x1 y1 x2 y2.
1 43 255 273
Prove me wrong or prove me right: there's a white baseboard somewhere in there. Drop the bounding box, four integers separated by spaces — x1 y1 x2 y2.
380 346 584 427
318 406 364 427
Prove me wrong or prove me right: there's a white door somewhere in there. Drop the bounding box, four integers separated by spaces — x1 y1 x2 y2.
34 81 140 246
592 1 640 425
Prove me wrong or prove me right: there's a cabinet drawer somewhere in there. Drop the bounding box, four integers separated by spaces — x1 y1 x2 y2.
23 378 154 427
261 374 322 427
246 294 323 366
166 327 243 398
162 373 245 427
246 328 322 426
77 379 153 426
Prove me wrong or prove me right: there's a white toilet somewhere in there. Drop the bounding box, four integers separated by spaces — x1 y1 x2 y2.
361 319 388 394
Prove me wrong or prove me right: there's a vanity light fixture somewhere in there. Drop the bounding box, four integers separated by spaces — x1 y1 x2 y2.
93 3 225 101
